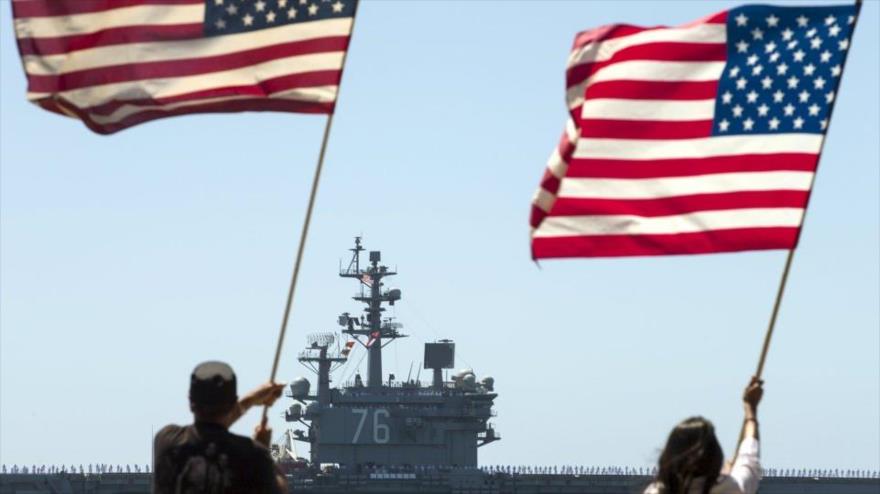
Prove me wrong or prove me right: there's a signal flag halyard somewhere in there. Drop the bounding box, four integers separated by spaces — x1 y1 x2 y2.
12 0 358 134
530 4 856 259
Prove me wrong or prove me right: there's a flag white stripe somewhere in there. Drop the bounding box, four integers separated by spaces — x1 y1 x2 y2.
574 134 823 160
532 208 805 237
13 4 204 39
566 61 725 108
546 148 567 178
29 51 345 108
532 187 556 213
87 86 339 125
22 18 353 76
581 98 715 121
591 61 725 83
543 118 578 178
558 171 814 200
567 23 726 68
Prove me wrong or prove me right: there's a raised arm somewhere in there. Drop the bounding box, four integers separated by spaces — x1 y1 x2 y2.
742 377 763 440
729 377 764 494
222 381 285 428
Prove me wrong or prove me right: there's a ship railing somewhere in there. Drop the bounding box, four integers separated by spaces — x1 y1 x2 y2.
290 465 880 480
474 466 880 479
3 464 879 480
339 380 489 392
0 464 151 475
340 380 447 390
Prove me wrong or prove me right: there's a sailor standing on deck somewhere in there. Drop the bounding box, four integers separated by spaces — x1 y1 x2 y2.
645 378 764 494
153 361 286 494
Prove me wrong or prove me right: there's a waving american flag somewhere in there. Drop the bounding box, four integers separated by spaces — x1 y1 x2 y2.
12 0 358 134
530 4 857 259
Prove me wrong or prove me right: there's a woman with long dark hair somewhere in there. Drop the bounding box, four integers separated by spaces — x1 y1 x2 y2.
645 377 764 494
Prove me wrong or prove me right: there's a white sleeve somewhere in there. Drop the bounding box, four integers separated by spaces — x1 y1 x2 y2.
728 437 762 494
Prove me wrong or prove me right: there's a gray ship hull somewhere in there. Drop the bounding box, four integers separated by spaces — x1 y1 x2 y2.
3 473 879 494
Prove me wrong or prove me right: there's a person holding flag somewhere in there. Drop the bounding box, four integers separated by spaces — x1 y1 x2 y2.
530 4 860 487
645 378 764 494
152 362 286 494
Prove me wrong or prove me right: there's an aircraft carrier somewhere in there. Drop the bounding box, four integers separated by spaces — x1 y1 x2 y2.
2 239 878 494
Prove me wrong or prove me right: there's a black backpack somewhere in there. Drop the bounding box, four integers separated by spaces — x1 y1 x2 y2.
173 441 232 494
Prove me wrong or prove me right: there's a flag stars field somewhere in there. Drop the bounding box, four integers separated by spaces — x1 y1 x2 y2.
714 6 854 135
206 0 355 37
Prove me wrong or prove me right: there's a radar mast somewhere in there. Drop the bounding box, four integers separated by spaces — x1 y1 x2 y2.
338 237 405 387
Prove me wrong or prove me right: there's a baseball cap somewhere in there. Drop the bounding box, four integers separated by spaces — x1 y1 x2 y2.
189 361 237 406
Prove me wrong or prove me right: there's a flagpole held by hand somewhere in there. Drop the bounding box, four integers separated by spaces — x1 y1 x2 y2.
733 0 863 456
261 2 361 423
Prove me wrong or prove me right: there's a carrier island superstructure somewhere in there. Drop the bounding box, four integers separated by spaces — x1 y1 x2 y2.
282 237 499 468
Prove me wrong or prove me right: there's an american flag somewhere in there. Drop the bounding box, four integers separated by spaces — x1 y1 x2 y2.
365 330 380 348
12 0 358 134
530 4 857 259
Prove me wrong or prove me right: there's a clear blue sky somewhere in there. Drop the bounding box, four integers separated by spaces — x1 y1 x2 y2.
1 0 878 471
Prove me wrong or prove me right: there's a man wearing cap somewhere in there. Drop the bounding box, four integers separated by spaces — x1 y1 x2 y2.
153 361 287 494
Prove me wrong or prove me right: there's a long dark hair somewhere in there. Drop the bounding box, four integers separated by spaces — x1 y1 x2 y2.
654 416 724 494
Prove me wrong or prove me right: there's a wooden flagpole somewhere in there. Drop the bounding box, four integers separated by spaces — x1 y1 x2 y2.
262 5 360 421
733 0 863 454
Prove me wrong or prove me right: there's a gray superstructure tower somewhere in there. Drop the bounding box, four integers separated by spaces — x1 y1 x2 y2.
284 238 499 467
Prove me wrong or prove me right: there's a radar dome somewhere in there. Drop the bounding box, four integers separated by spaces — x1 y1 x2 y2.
290 377 310 399
462 373 476 388
286 403 303 421
455 368 474 380
481 376 495 391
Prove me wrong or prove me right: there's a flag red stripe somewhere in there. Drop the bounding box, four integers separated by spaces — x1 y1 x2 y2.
36 98 69 117
532 227 799 259
530 205 548 229
26 36 350 92
539 170 561 195
550 191 811 217
583 80 719 101
69 98 333 134
16 24 204 56
566 154 819 179
79 70 340 116
12 0 202 18
580 119 712 139
566 42 726 88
